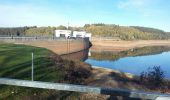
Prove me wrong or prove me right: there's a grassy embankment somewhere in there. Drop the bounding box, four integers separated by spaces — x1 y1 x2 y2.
0 43 91 100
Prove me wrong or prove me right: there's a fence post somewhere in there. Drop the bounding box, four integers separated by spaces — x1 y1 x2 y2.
32 52 34 81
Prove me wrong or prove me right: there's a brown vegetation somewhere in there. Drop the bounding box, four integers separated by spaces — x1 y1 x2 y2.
50 54 92 84
140 66 168 91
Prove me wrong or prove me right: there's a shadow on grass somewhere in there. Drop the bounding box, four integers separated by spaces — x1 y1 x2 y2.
0 57 62 82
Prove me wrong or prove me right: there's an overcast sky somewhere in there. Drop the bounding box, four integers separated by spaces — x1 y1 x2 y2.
0 0 170 31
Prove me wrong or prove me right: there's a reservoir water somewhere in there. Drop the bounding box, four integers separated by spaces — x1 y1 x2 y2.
62 46 170 79
86 46 170 79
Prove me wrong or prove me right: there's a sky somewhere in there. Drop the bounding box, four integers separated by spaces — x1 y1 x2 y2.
0 0 170 31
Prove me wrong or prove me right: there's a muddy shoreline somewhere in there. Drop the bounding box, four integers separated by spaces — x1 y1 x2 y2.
91 40 170 52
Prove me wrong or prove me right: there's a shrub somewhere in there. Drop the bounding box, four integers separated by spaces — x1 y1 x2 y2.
140 66 165 89
51 55 92 85
63 60 92 84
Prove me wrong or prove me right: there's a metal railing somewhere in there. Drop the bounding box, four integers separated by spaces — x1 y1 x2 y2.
0 36 89 41
0 78 170 100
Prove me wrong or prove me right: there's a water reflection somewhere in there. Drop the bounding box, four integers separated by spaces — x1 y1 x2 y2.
89 46 170 61
86 46 170 79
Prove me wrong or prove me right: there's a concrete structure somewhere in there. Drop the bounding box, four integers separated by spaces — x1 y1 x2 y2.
61 50 89 61
0 37 90 55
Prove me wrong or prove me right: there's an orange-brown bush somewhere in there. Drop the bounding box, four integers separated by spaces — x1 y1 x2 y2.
50 54 92 84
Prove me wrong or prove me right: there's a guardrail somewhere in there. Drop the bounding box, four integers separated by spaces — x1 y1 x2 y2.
0 36 89 40
0 78 170 100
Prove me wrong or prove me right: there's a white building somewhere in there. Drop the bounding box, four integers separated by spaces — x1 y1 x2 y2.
72 31 86 38
85 33 92 39
55 30 71 38
55 30 92 39
73 31 92 39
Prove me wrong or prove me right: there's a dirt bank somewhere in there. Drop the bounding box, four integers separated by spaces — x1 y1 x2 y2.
86 66 147 90
91 39 170 52
79 66 170 100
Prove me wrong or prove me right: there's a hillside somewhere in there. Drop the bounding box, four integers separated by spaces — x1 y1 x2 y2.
85 24 170 40
131 26 164 33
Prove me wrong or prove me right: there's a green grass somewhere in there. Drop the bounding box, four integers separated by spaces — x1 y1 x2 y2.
0 43 58 81
0 43 78 99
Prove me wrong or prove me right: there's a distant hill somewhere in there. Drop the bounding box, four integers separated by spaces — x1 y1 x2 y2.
84 24 170 40
131 26 165 34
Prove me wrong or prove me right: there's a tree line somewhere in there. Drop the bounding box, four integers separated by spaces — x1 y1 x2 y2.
0 26 36 36
0 24 170 40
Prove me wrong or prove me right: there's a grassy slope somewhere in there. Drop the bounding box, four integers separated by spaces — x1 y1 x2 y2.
0 43 59 81
0 43 79 100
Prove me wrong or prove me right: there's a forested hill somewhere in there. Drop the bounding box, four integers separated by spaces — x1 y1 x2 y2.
131 26 165 34
85 24 170 40
0 24 170 40
0 26 36 36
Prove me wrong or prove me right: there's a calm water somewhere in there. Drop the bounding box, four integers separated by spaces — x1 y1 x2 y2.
85 46 170 79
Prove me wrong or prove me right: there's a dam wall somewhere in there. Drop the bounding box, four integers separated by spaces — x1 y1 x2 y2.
61 50 89 61
0 37 90 55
